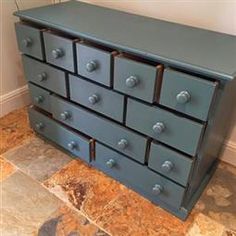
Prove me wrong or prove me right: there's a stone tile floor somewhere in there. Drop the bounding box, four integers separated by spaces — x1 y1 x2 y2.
0 107 236 236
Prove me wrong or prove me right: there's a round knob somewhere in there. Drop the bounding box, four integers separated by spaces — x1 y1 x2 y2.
22 38 32 47
34 95 44 104
117 139 128 150
37 72 47 82
161 161 174 173
52 48 64 59
152 184 163 195
176 91 191 104
35 122 44 130
67 141 77 150
60 111 70 120
88 94 99 105
106 159 116 168
125 76 139 88
86 61 97 72
152 122 165 134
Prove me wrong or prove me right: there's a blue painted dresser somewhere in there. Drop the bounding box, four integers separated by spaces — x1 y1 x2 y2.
14 0 236 220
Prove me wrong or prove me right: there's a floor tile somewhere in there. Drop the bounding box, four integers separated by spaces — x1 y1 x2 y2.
0 107 34 154
44 160 124 221
186 213 225 236
37 205 109 236
0 156 16 181
0 171 62 236
195 162 236 231
95 188 194 236
3 137 72 182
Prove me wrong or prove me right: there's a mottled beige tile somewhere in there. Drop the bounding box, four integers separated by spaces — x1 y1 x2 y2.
0 156 16 181
37 205 109 236
96 188 194 236
0 107 34 154
1 171 62 236
44 160 124 221
3 137 72 182
186 213 225 236
195 162 236 230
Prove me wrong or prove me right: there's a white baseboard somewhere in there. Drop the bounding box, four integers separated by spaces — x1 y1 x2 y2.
0 85 30 118
220 141 236 167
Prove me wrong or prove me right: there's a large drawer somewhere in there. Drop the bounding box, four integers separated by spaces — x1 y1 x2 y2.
22 55 67 97
69 75 124 122
51 95 148 163
159 69 217 121
114 55 161 103
28 107 92 162
43 31 76 72
28 83 51 113
126 98 204 155
93 143 185 209
76 42 114 87
148 142 193 186
15 22 45 60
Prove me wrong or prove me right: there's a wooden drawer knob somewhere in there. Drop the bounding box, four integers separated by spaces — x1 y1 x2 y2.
152 184 163 195
22 37 33 47
34 95 44 103
117 139 128 149
88 94 99 104
176 91 191 104
152 122 165 134
67 141 77 150
86 61 97 72
60 111 71 120
35 122 44 130
52 48 64 59
125 76 139 88
106 159 116 168
37 72 47 81
161 161 174 172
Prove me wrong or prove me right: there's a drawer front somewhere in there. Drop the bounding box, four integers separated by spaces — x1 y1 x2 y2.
126 98 204 155
28 83 51 112
114 56 158 103
160 69 217 121
69 75 124 122
15 22 44 60
148 143 193 186
44 31 75 72
22 55 67 97
93 143 185 208
28 107 91 162
51 95 147 163
76 43 112 87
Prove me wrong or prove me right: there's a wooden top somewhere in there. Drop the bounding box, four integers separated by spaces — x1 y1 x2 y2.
14 0 236 82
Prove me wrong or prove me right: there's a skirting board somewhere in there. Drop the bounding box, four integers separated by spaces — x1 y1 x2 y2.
220 141 236 167
0 85 30 118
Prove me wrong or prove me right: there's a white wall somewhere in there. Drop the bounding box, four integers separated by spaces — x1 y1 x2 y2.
1 0 236 165
0 0 52 116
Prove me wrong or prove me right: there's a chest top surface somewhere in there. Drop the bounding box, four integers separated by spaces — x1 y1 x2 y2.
14 0 236 81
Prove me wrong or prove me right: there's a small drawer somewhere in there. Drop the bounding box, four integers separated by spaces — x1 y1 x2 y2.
114 55 162 103
93 143 185 209
159 69 217 121
69 75 124 122
22 55 67 97
148 143 193 186
28 107 92 162
43 31 76 72
28 83 51 113
15 22 45 60
126 98 204 156
51 95 147 163
76 42 114 87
